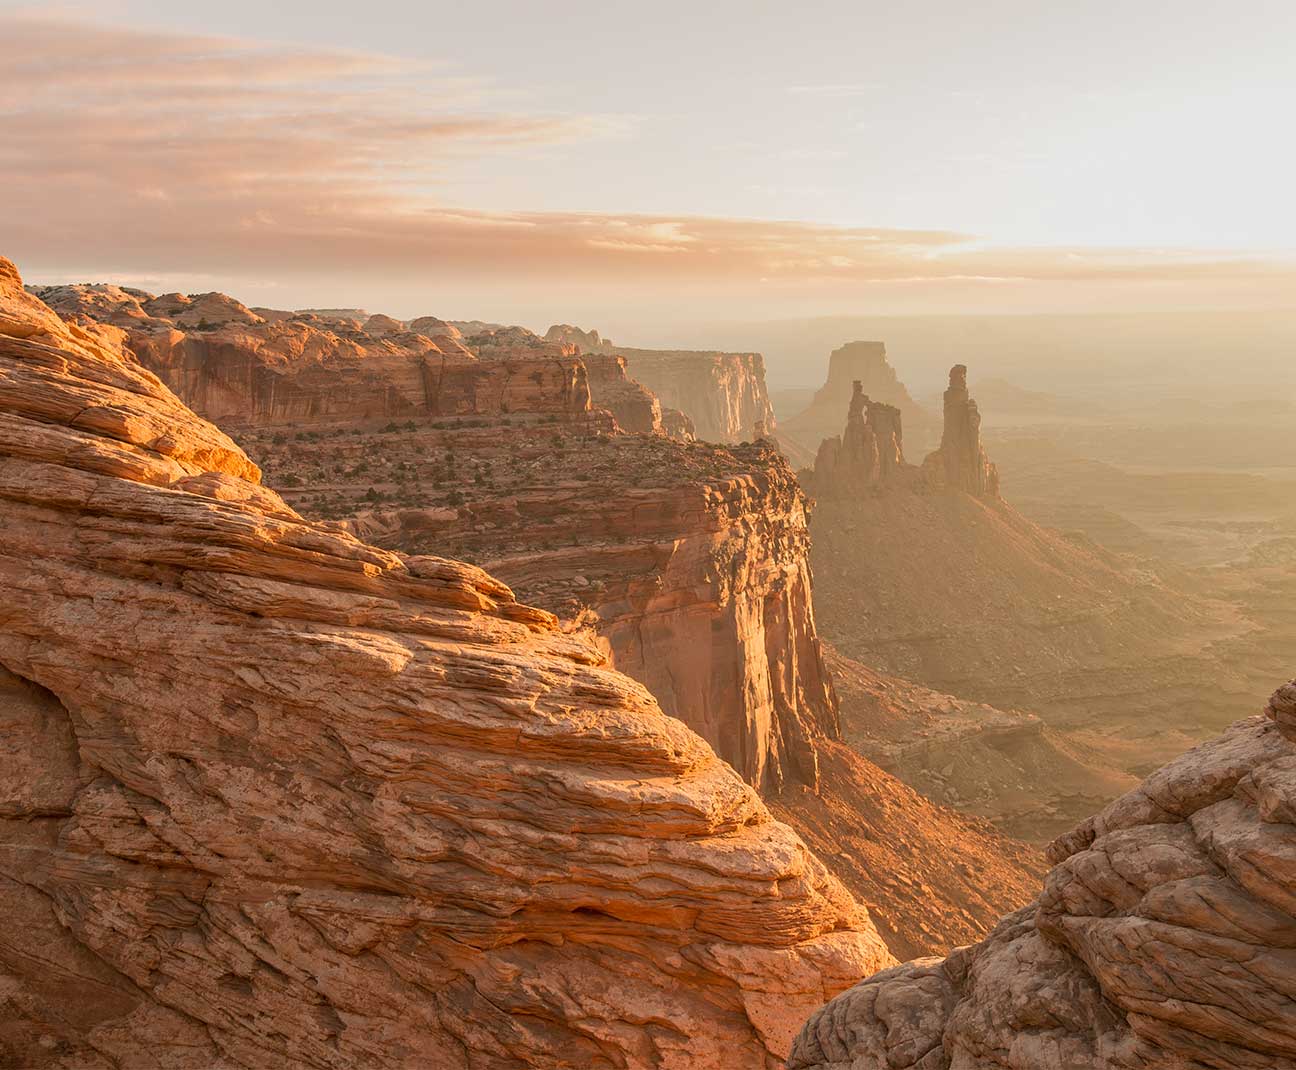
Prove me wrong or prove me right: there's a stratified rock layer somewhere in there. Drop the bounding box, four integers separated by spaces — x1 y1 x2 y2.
615 347 777 444
541 325 776 444
0 256 894 1069
789 683 1296 1070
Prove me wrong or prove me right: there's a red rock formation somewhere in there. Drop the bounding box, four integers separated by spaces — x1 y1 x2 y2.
250 422 840 794
780 341 935 459
790 682 1296 1070
33 283 599 428
1 255 894 1069
923 362 999 497
579 352 673 436
805 381 907 497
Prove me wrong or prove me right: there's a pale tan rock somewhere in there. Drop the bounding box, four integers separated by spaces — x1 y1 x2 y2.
1 255 894 1069
789 691 1296 1070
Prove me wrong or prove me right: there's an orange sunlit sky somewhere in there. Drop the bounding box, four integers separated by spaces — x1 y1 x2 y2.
4 1 1295 334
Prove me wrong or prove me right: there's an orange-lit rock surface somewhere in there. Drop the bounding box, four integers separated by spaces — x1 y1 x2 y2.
790 682 1296 1070
1 256 895 1069
248 420 839 794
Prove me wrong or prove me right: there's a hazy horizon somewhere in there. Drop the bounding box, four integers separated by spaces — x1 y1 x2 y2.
6 0 1296 331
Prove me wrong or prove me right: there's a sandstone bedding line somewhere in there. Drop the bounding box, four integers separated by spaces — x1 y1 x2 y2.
789 683 1296 1070
0 255 894 1069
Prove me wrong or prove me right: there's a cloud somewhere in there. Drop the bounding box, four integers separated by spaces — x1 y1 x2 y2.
3 11 1294 317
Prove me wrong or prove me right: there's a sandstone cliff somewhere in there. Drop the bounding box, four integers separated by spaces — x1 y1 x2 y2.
780 341 935 459
0 255 895 1069
250 421 840 795
542 324 777 444
790 681 1296 1070
30 277 1045 960
617 347 777 443
32 283 597 427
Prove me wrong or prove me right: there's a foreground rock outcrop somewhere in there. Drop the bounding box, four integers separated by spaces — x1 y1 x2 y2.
790 682 1296 1070
0 256 895 1068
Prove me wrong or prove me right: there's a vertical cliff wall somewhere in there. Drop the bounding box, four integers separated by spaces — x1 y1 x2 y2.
616 347 777 443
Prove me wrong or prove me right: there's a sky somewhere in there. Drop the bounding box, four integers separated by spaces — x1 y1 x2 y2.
3 0 1295 336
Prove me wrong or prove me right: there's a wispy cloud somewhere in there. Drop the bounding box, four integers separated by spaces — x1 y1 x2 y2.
3 11 1294 313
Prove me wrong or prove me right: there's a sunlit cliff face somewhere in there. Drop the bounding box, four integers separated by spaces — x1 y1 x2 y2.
5 5 1296 328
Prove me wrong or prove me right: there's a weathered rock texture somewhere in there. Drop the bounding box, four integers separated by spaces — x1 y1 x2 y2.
247 420 840 795
789 682 1296 1070
780 342 934 460
1 255 897 1069
31 283 602 427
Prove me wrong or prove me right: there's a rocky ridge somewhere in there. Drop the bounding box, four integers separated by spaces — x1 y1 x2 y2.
790 682 1296 1070
0 255 895 1069
30 285 689 440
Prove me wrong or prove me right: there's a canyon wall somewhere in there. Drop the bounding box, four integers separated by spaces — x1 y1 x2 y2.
251 422 840 794
34 286 830 794
791 681 1296 1070
541 324 777 444
617 347 777 443
0 256 895 1070
30 277 1045 957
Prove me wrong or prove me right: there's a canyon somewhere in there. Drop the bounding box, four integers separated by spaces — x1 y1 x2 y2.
14 261 1292 1070
4 260 1046 1035
0 256 901 1069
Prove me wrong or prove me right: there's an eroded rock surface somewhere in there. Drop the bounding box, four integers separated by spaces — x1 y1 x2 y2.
1 256 895 1069
789 684 1296 1070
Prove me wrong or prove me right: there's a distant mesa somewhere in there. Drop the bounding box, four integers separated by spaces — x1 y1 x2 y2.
780 340 938 459
802 362 998 500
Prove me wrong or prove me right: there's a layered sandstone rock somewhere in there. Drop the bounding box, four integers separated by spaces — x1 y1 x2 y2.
27 275 1044 961
31 283 607 428
1 255 894 1069
249 421 839 794
805 381 907 497
542 325 777 444
615 347 777 444
780 341 935 459
581 352 694 437
789 682 1296 1070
